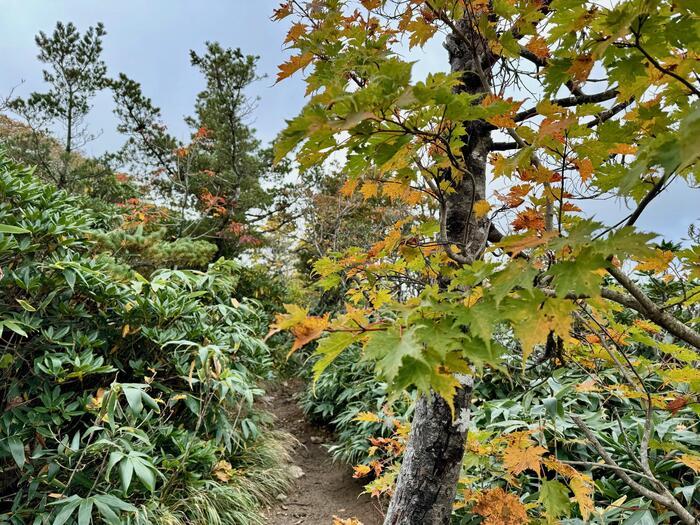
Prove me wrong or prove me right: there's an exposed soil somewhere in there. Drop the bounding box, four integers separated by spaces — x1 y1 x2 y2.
262 379 385 525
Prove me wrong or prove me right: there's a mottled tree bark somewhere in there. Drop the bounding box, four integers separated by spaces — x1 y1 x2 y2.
383 17 492 525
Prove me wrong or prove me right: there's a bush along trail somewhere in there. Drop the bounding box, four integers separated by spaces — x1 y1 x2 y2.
0 156 295 525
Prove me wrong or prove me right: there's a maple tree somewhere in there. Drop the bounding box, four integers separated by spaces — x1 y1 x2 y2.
271 0 700 522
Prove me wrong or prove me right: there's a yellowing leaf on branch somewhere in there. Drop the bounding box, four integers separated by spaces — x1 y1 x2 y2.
473 488 528 525
526 36 550 59
284 23 307 44
635 249 674 274
352 464 371 478
608 143 638 156
275 52 313 83
503 439 547 476
288 314 330 356
340 178 358 197
360 181 379 199
473 199 492 218
354 411 383 423
567 54 593 82
572 158 593 182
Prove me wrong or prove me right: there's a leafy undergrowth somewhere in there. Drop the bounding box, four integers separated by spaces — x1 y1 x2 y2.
302 343 700 523
0 155 294 524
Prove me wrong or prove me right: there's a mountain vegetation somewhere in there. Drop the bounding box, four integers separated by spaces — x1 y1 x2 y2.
1 1 699 524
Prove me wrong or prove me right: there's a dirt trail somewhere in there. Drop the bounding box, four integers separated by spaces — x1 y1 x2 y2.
262 380 385 525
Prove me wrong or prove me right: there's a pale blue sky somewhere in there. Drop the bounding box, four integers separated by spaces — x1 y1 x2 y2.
0 1 695 241
1 0 308 151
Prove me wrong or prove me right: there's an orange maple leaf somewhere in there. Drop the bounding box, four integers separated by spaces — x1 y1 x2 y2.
289 314 330 356
284 22 307 44
473 488 528 525
503 442 547 475
526 36 550 60
572 158 593 182
276 52 313 83
568 54 593 82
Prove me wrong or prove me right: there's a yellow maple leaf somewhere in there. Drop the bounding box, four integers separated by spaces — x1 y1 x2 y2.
340 178 358 197
503 442 547 475
608 143 638 155
212 459 234 482
678 454 700 473
567 54 593 82
473 199 492 218
570 475 594 521
284 22 307 44
289 315 330 356
352 464 371 478
573 158 593 182
635 249 674 274
354 411 382 423
360 181 379 199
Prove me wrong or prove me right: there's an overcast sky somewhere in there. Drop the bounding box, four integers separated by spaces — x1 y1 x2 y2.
0 1 695 241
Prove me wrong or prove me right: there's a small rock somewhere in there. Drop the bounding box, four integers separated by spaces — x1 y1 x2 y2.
281 505 288 511
276 493 288 502
338 508 346 513
288 465 305 479
309 436 323 444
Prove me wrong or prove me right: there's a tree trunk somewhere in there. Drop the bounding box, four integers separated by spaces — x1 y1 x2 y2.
383 17 492 525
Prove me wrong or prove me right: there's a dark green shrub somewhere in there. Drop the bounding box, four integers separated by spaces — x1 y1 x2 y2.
0 154 292 525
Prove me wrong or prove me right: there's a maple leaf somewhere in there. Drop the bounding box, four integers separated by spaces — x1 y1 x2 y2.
678 454 700 473
473 488 528 525
473 199 491 218
526 36 550 60
289 314 330 356
352 464 371 478
503 441 547 475
570 475 594 521
567 54 593 82
313 331 360 380
572 158 593 182
275 52 313 83
363 326 424 383
635 248 674 274
360 181 379 199
340 178 358 197
272 2 292 21
608 143 638 155
512 208 545 232
284 22 307 45
360 0 381 8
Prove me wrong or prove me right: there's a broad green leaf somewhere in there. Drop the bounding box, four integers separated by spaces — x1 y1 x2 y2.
363 326 424 383
78 499 93 525
0 224 30 234
539 479 571 522
313 331 360 380
7 437 25 469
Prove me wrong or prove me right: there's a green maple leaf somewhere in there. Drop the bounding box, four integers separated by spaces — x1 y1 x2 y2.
547 251 607 297
363 326 424 383
313 331 361 380
539 479 571 523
